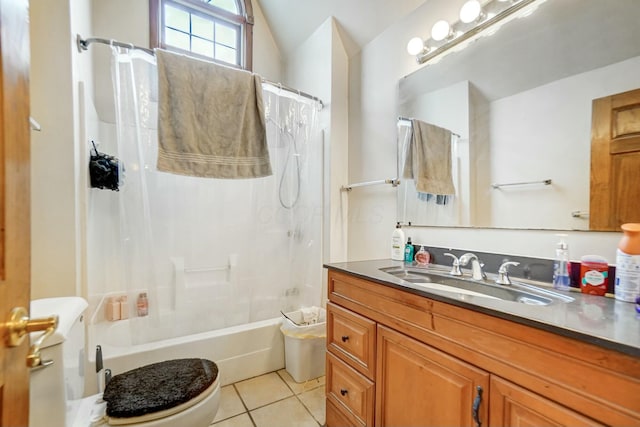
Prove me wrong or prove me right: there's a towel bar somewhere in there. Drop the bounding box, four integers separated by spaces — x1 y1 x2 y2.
491 179 552 189
397 117 461 138
341 179 400 192
571 210 589 218
184 265 229 273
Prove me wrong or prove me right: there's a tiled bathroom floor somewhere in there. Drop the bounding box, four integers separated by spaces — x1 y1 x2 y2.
210 369 325 427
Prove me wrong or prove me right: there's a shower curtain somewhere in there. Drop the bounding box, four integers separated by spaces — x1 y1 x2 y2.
88 47 322 345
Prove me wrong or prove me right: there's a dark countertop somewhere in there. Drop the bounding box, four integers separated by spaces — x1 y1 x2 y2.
324 259 640 357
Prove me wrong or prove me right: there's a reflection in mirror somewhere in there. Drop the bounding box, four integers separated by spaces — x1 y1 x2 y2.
397 0 640 231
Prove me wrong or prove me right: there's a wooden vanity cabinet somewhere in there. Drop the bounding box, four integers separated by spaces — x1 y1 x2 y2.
325 269 640 427
376 325 489 427
489 377 604 427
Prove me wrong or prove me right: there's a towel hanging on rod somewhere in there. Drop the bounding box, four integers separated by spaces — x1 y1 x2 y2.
398 116 461 138
75 34 324 108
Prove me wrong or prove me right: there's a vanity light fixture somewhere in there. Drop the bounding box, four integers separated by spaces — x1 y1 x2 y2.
459 0 483 24
430 20 452 41
406 36 426 56
407 0 542 65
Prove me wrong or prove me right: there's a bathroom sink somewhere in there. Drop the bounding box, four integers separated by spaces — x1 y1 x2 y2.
379 266 574 306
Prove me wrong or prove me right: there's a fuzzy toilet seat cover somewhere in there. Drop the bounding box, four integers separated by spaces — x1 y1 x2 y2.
103 358 218 421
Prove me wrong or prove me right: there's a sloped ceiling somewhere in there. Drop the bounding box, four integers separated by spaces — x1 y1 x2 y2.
255 0 426 58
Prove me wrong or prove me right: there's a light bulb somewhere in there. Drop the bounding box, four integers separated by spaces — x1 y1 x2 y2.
431 20 451 41
460 0 482 23
406 37 425 55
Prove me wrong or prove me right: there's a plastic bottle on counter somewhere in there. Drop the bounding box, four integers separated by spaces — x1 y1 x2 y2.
137 292 149 316
404 237 415 263
615 223 640 302
391 222 405 261
552 234 571 291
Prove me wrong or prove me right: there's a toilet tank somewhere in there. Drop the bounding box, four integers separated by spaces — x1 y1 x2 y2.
29 297 88 427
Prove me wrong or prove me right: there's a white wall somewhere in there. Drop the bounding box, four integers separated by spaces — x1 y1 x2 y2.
251 0 282 81
30 0 95 298
349 0 622 265
285 18 349 264
91 0 150 123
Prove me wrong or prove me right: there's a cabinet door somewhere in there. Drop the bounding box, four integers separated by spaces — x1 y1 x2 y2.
489 376 602 427
376 325 489 427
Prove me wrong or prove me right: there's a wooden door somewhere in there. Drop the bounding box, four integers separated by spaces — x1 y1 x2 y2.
0 0 31 425
590 87 640 230
375 325 489 427
489 376 602 426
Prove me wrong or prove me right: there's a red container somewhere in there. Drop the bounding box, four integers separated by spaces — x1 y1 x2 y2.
579 255 609 296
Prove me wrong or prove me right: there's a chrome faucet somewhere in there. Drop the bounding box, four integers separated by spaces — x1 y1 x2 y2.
496 261 520 285
443 253 462 276
459 253 486 280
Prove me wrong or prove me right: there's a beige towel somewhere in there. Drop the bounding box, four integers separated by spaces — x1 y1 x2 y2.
156 49 272 178
403 119 455 195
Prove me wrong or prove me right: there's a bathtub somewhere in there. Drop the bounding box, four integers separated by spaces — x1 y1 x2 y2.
85 317 285 394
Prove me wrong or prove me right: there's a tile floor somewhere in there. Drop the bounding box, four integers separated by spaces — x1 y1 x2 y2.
210 369 325 427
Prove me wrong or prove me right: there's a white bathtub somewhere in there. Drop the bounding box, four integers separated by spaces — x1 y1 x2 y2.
86 317 285 393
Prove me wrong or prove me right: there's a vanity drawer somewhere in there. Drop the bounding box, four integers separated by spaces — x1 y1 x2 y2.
327 302 376 379
327 352 375 427
326 398 364 427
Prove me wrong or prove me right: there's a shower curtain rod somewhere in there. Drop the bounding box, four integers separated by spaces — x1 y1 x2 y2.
76 34 324 108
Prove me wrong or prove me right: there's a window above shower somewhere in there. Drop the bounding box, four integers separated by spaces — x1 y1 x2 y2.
149 0 254 70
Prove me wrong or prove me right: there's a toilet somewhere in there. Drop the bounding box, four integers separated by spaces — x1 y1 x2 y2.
29 297 221 427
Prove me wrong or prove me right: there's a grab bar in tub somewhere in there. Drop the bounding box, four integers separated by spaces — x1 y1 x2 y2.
184 254 238 273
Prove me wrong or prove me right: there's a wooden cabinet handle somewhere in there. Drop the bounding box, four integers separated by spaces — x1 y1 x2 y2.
341 335 349 342
472 385 483 427
340 389 348 396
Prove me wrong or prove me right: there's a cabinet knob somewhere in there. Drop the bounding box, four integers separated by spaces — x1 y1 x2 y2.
341 335 349 342
340 388 348 396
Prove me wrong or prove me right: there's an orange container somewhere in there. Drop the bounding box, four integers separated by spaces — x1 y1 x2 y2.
579 255 608 296
615 223 640 302
618 223 640 254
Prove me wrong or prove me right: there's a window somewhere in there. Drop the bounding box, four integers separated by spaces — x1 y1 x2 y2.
150 0 254 70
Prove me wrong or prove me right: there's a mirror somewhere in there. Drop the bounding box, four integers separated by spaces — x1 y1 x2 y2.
397 0 640 230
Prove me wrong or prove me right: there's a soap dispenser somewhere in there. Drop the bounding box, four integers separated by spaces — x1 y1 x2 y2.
552 234 571 291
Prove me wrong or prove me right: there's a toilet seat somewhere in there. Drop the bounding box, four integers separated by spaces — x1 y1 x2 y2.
73 377 221 427
107 376 219 425
103 358 218 419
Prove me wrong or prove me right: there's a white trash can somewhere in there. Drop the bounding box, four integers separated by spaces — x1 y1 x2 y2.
280 307 326 383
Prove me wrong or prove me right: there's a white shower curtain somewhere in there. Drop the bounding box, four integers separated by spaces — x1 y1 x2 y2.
88 47 322 345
